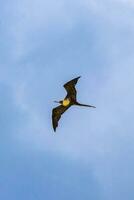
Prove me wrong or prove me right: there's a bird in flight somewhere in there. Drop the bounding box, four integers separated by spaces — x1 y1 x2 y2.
52 76 96 132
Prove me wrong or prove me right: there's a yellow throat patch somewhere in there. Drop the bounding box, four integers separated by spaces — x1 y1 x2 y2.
62 99 70 106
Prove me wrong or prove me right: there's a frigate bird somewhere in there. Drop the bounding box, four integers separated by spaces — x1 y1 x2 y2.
52 76 96 132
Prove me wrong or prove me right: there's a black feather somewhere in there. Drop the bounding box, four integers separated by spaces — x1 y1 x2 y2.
52 105 70 132
63 76 81 101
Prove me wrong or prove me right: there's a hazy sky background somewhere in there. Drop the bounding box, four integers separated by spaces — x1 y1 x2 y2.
1 0 134 199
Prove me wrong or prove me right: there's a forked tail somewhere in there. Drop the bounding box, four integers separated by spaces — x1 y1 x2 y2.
76 102 96 108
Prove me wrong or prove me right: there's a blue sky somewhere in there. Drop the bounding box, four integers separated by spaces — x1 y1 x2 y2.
1 0 134 199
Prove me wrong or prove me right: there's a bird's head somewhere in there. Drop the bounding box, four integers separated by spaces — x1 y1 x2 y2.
54 100 63 105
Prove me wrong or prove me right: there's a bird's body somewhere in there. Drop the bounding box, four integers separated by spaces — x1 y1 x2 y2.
52 76 96 132
62 98 70 107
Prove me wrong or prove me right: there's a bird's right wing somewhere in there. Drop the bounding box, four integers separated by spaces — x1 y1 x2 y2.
52 105 70 132
63 76 81 100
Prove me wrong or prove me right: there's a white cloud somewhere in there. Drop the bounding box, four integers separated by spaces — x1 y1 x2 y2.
3 0 134 63
2 1 134 198
2 0 134 153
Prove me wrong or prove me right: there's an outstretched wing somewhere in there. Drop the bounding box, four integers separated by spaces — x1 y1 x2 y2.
63 76 81 100
52 105 70 132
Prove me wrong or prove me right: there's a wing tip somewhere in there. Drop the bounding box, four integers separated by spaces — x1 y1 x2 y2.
52 122 57 132
77 76 81 79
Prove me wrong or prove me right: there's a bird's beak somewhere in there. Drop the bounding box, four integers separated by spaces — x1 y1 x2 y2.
54 101 59 103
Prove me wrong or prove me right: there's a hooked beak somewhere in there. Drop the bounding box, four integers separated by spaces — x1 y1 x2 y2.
54 101 59 103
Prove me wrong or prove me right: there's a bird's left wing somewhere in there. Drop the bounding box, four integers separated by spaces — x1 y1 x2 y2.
52 105 70 132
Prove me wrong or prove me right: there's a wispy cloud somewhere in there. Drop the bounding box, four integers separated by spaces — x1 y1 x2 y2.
1 0 134 199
